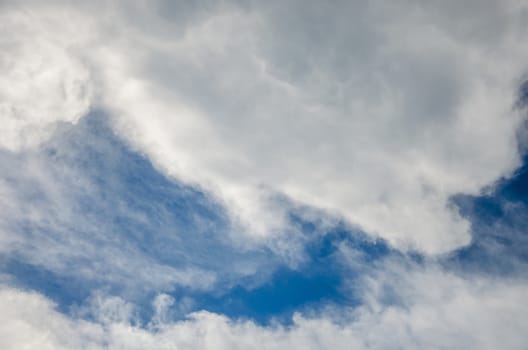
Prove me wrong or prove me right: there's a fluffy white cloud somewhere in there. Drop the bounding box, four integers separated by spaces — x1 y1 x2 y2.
0 287 103 350
101 0 528 254
1 2 527 257
1 262 527 350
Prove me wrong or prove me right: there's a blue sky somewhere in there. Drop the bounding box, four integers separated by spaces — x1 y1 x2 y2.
1 1 528 349
2 113 391 324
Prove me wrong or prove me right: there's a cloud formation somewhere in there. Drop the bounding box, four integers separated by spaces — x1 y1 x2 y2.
0 4 93 151
1 1 528 349
105 0 528 254
1 0 528 254
2 261 527 350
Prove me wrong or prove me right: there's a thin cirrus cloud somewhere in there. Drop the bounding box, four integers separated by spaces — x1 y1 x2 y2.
0 113 284 298
1 0 528 349
0 112 388 323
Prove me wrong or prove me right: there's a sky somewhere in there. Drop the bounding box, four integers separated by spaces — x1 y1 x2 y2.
1 0 528 349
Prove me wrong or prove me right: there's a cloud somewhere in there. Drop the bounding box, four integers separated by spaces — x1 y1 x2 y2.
0 114 282 296
1 260 527 350
1 1 528 348
2 0 524 253
0 287 103 350
1 1 527 255
345 261 528 349
0 4 94 151
107 0 528 254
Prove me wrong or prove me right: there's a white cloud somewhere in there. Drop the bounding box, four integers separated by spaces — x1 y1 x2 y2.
2 2 528 348
0 287 103 350
352 262 528 349
1 261 527 350
150 293 176 326
0 5 94 151
1 1 527 258
1 3 527 348
97 0 528 254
